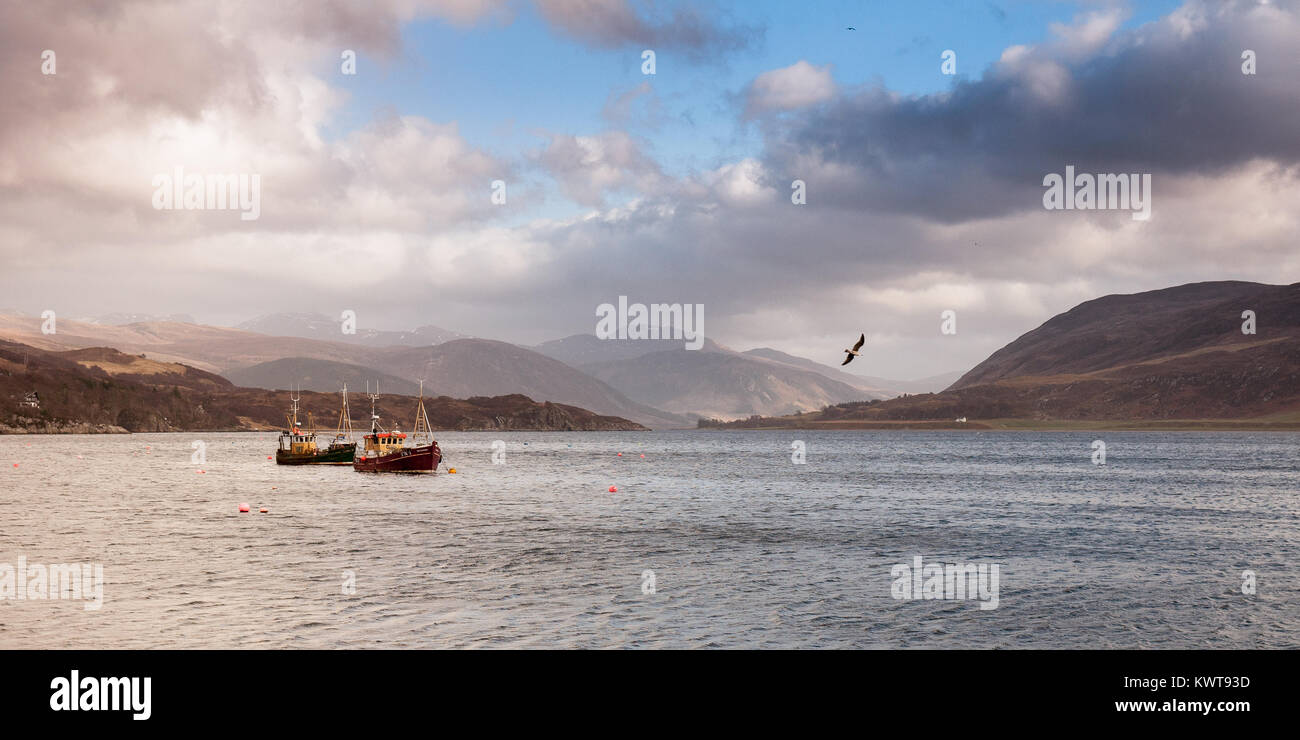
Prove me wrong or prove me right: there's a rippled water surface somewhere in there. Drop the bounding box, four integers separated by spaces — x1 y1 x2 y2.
1 431 1297 648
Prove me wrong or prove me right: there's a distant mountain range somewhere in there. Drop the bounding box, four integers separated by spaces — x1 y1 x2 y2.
81 312 198 326
0 341 645 433
223 357 422 396
236 312 469 347
6 282 1296 430
531 334 963 419
216 340 689 429
0 311 964 427
738 347 960 396
534 333 729 365
574 344 871 419
708 281 1300 428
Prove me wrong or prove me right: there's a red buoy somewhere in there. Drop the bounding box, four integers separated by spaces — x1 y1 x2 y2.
238 503 250 512
608 485 617 492
259 507 268 513
617 453 623 457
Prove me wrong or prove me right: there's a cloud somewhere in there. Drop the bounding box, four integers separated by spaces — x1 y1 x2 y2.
0 1 516 249
532 130 667 207
532 0 760 59
761 0 1300 222
1047 7 1127 59
744 60 836 115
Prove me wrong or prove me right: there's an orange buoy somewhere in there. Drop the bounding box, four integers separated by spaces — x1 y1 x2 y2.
238 503 250 512
608 485 617 492
448 468 457 474
197 469 205 474
259 507 268 513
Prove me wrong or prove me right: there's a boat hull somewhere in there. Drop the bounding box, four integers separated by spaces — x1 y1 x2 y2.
353 442 441 473
276 443 357 465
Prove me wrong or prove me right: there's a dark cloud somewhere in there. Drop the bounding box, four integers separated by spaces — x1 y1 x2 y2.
761 1 1300 222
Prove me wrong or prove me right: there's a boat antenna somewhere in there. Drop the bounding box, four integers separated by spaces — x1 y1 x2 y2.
366 380 381 433
289 384 302 430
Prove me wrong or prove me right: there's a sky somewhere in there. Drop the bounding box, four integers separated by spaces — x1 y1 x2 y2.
2 0 1298 379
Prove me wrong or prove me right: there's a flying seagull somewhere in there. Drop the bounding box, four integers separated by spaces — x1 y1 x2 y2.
846 26 856 30
841 333 865 365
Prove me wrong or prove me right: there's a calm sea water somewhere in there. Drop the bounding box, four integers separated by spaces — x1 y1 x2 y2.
1 430 1297 648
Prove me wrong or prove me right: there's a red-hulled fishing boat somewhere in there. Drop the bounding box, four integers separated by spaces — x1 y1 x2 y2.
352 383 441 473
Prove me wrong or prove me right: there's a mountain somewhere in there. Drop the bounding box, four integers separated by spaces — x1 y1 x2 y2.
0 314 427 373
237 312 468 347
217 342 691 429
536 334 875 419
0 340 240 433
223 357 422 396
538 335 964 416
743 348 961 396
372 339 691 428
850 370 964 396
534 333 729 366
0 340 645 433
0 315 689 428
579 346 871 420
536 335 877 419
708 281 1300 426
740 347 893 396
0 314 243 354
951 281 1299 389
55 347 235 391
80 313 198 325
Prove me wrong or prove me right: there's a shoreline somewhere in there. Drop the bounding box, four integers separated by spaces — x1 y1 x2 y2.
7 420 1300 434
0 427 654 435
700 418 1300 432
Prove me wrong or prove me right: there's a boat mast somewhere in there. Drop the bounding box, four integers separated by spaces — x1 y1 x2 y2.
337 383 354 441
413 379 432 444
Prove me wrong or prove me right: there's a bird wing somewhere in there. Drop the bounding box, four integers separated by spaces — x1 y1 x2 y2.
841 353 855 366
851 333 865 352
